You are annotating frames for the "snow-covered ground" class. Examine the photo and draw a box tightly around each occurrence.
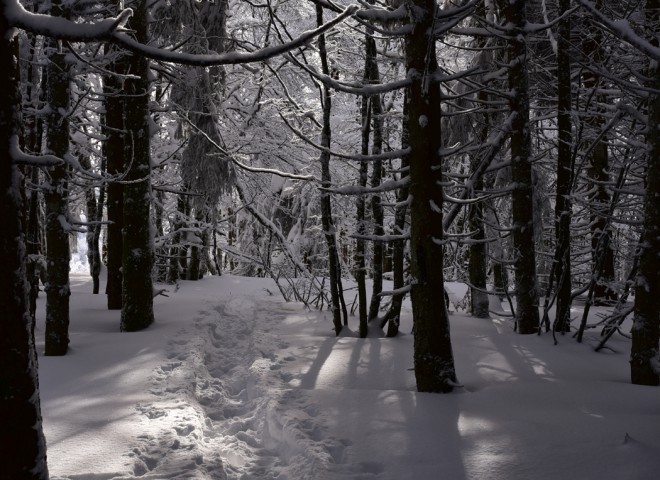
[36,271,660,480]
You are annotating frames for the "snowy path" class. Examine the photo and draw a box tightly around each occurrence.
[123,290,357,479]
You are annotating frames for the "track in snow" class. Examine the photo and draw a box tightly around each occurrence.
[126,292,355,480]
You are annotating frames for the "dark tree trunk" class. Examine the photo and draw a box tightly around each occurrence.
[553,0,573,332]
[356,97,370,337]
[582,0,617,305]
[368,96,385,322]
[0,25,49,479]
[383,94,410,338]
[631,0,660,386]
[153,187,169,282]
[364,10,385,324]
[168,194,188,283]
[317,5,346,335]
[405,0,458,392]
[81,154,104,294]
[468,196,489,317]
[121,0,154,332]
[43,22,71,356]
[505,0,540,334]
[23,32,44,324]
[466,1,490,319]
[104,51,126,310]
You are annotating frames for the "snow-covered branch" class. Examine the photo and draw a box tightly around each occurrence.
[111,5,359,66]
[576,0,660,61]
[5,0,132,41]
[279,113,410,162]
[324,177,409,195]
[10,135,62,166]
[5,0,359,67]
[286,53,413,95]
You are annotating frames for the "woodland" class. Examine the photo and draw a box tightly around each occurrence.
[1,0,659,478]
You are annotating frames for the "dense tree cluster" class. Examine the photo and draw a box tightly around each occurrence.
[1,0,659,476]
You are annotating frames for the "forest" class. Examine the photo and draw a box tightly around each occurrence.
[1,0,659,478]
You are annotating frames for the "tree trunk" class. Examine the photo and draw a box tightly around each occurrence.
[368,96,385,322]
[405,0,458,392]
[631,0,660,386]
[553,0,573,332]
[317,4,346,335]
[81,153,104,294]
[23,32,44,324]
[121,0,154,332]
[505,0,540,334]
[104,49,126,310]
[44,20,71,356]
[383,94,410,338]
[0,24,49,479]
[581,0,617,305]
[356,97,370,337]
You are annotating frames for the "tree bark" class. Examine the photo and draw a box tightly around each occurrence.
[553,0,573,332]
[631,0,660,386]
[317,4,346,335]
[120,0,154,332]
[356,97,370,337]
[383,94,410,337]
[44,14,71,355]
[505,0,540,334]
[582,0,617,305]
[405,0,458,392]
[104,47,126,310]
[81,153,104,294]
[368,95,385,322]
[0,23,49,479]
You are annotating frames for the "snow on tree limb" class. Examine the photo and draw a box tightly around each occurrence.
[323,177,410,195]
[278,112,410,162]
[4,0,133,40]
[286,53,413,95]
[576,0,660,61]
[4,0,359,66]
[9,135,62,166]
[179,114,318,182]
[110,5,359,66]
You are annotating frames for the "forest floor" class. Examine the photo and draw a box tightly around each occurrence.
[36,272,660,479]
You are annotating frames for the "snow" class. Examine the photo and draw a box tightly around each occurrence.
[36,269,660,479]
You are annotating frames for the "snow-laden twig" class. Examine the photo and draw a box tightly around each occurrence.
[278,113,410,162]
[576,0,660,61]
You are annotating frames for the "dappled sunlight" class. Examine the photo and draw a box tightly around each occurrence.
[457,411,518,478]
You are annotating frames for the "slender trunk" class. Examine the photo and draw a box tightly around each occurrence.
[27,165,42,322]
[383,94,410,337]
[0,24,49,478]
[104,49,126,310]
[468,97,490,318]
[364,9,385,324]
[168,195,187,283]
[554,0,573,332]
[368,96,385,322]
[153,187,168,282]
[505,0,540,334]
[356,96,370,337]
[121,0,154,332]
[631,0,660,386]
[44,21,71,356]
[317,4,346,335]
[81,154,103,294]
[406,0,457,392]
[24,33,44,323]
[581,0,616,305]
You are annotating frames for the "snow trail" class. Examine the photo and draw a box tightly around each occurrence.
[127,291,354,480]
